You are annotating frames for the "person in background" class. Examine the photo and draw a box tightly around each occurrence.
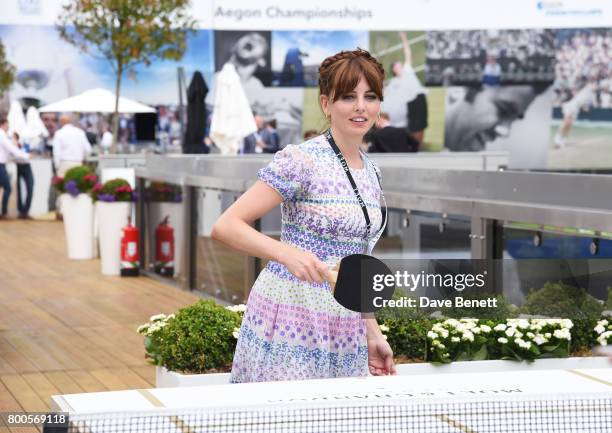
[243,114,280,154]
[0,117,30,219]
[241,114,265,154]
[53,113,91,177]
[100,122,113,153]
[259,119,280,153]
[12,132,34,219]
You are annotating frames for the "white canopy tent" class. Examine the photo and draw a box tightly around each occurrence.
[38,88,156,113]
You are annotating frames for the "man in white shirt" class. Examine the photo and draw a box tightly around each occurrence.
[53,113,91,176]
[0,117,30,218]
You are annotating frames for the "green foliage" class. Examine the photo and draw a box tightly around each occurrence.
[570,317,599,353]
[139,300,242,374]
[54,165,97,195]
[92,178,133,202]
[519,281,604,319]
[607,287,612,309]
[0,40,15,96]
[57,0,196,73]
[381,318,432,361]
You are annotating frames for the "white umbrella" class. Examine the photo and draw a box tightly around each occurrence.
[24,106,49,148]
[38,88,156,113]
[209,63,257,155]
[7,100,28,137]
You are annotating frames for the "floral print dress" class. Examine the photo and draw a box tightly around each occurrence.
[230,134,384,383]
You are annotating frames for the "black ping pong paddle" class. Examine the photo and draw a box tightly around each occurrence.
[326,254,395,313]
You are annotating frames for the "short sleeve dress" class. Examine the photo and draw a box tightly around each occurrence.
[230,134,384,383]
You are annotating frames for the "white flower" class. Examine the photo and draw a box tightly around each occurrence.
[514,331,524,339]
[516,320,530,329]
[232,327,240,339]
[226,304,247,313]
[427,331,439,340]
[596,319,609,327]
[597,331,611,345]
[498,337,508,344]
[438,329,449,338]
[451,337,460,343]
[382,334,388,340]
[526,332,535,339]
[561,319,573,329]
[516,338,532,350]
[461,331,474,342]
[594,325,606,335]
[553,329,571,340]
[545,332,552,339]
[379,324,390,333]
[167,314,175,320]
[533,335,548,345]
[505,328,516,337]
[149,314,167,322]
[136,324,150,335]
[432,339,441,346]
[480,325,491,333]
[437,343,445,349]
[494,324,507,332]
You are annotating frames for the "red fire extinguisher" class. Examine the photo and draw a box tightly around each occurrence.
[155,216,174,277]
[120,218,139,277]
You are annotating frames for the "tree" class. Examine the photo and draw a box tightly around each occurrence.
[57,0,196,151]
[0,39,16,97]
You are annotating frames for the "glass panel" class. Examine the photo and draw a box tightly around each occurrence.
[373,208,471,259]
[502,226,612,308]
[142,180,185,283]
[195,189,284,304]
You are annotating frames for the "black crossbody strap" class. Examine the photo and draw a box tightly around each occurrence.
[325,129,372,239]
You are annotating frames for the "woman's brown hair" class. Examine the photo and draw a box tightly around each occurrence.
[318,48,385,102]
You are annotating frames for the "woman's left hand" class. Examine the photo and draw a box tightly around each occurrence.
[367,337,396,376]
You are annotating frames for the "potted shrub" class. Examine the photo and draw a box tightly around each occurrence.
[92,178,135,275]
[53,166,97,259]
[137,300,242,387]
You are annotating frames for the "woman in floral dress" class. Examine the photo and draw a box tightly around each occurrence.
[212,48,395,382]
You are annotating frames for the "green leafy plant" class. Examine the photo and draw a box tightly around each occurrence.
[0,39,15,96]
[607,287,612,310]
[137,300,243,374]
[57,0,196,151]
[519,281,604,319]
[52,165,97,196]
[92,178,134,202]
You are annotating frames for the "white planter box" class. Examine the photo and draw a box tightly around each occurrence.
[97,201,131,275]
[60,193,94,260]
[155,356,609,388]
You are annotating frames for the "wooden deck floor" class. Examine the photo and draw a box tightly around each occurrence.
[0,219,200,415]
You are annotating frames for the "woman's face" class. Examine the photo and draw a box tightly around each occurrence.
[320,75,381,141]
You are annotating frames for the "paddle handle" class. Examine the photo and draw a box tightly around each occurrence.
[325,270,338,286]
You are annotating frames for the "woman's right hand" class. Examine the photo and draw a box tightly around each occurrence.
[278,244,332,284]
